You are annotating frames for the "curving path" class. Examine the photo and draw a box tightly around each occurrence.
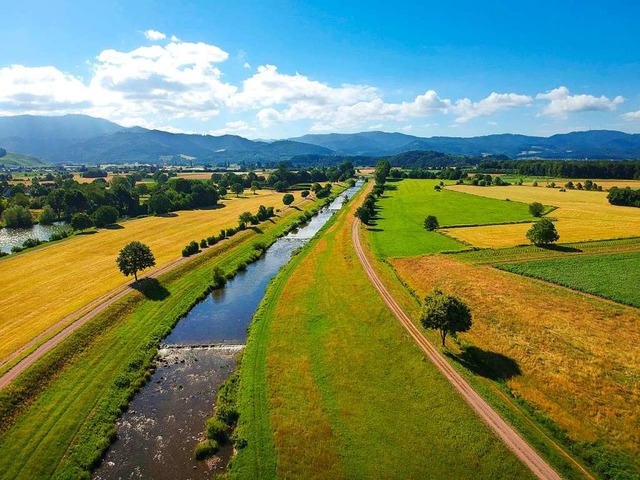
[352,219,563,480]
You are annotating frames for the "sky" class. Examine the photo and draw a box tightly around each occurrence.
[2,0,640,139]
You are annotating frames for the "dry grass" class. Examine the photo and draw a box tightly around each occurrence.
[0,191,304,362]
[443,185,640,247]
[391,254,640,461]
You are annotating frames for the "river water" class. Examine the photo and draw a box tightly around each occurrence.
[93,182,362,480]
[0,222,68,254]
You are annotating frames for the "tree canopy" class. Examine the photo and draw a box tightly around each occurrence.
[116,241,156,282]
[420,289,472,346]
[526,218,559,245]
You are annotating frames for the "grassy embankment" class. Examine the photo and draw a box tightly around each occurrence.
[0,192,337,480]
[0,190,290,366]
[230,184,534,479]
[0,152,48,168]
[443,184,640,248]
[369,179,538,258]
[496,251,640,308]
[366,179,640,478]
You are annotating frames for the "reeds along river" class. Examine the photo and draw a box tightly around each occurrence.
[93,181,363,480]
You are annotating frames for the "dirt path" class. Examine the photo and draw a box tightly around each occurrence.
[351,219,563,480]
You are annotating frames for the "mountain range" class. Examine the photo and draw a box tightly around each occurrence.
[1,114,640,166]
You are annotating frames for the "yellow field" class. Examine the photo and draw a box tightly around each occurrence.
[0,191,303,362]
[443,185,640,247]
[391,254,640,461]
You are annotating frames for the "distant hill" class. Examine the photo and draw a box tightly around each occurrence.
[2,114,640,164]
[292,130,640,159]
[0,151,49,168]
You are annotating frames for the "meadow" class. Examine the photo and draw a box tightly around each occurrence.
[390,254,640,477]
[0,191,302,365]
[0,193,327,480]
[232,185,535,480]
[497,251,640,307]
[444,184,640,248]
[369,179,536,258]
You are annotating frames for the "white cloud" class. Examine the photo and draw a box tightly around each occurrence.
[453,92,532,123]
[88,39,235,124]
[144,30,166,41]
[536,86,624,118]
[209,120,256,136]
[621,110,640,121]
[0,65,91,114]
[171,35,180,42]
[368,123,384,130]
[243,62,251,69]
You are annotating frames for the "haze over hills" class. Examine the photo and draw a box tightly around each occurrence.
[2,114,640,165]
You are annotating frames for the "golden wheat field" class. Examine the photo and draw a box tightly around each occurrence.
[0,191,304,363]
[391,254,640,461]
[442,185,640,247]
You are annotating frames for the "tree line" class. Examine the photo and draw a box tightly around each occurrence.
[478,159,640,179]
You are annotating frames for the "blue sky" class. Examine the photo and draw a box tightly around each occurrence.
[2,0,640,138]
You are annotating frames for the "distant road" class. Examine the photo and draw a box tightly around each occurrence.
[351,219,563,480]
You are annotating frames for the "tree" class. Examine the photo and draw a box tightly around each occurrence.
[38,205,57,225]
[93,205,119,227]
[526,218,559,245]
[71,212,94,231]
[148,192,172,215]
[3,205,33,228]
[116,241,156,282]
[47,189,67,219]
[231,183,244,197]
[424,215,439,231]
[420,289,472,347]
[529,202,545,217]
[239,211,253,225]
[301,190,310,198]
[354,206,371,224]
[374,159,391,185]
[250,181,260,194]
[282,193,295,206]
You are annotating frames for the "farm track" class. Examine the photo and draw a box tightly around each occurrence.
[352,219,563,480]
[0,197,316,390]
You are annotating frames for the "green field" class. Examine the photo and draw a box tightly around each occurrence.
[231,188,533,479]
[0,198,331,480]
[497,251,640,307]
[369,179,537,258]
[0,152,48,167]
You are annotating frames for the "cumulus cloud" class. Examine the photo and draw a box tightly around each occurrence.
[0,65,91,114]
[453,92,532,123]
[144,30,166,41]
[621,110,640,121]
[536,86,624,117]
[209,120,256,136]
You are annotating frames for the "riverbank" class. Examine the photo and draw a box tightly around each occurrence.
[0,189,345,480]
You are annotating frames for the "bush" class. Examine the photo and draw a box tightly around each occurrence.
[3,205,33,228]
[200,239,208,249]
[529,202,545,217]
[182,240,200,257]
[206,418,227,442]
[93,205,119,228]
[424,215,439,231]
[38,205,57,225]
[225,228,236,237]
[50,228,72,241]
[194,439,219,460]
[71,212,94,231]
[207,236,217,246]
[213,267,226,288]
[22,238,42,249]
[282,193,295,205]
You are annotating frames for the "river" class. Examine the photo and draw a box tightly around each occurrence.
[93,181,363,480]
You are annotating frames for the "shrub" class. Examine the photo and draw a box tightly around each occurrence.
[212,267,226,288]
[22,238,42,249]
[424,215,439,231]
[225,227,236,237]
[182,240,200,257]
[282,193,295,206]
[38,205,57,225]
[207,236,217,246]
[71,212,94,231]
[50,228,72,241]
[3,205,33,228]
[93,205,119,228]
[206,418,227,442]
[200,239,208,249]
[194,439,219,460]
[529,202,545,217]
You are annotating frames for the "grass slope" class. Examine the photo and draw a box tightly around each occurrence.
[0,191,301,363]
[232,186,533,479]
[369,179,535,258]
[0,152,48,167]
[0,196,329,480]
[497,251,640,307]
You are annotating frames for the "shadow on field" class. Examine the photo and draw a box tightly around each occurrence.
[156,213,178,218]
[446,346,521,381]
[250,226,264,234]
[366,227,384,232]
[132,278,171,301]
[539,244,582,253]
[105,224,124,230]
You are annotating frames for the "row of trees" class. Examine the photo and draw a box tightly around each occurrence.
[478,159,640,179]
[607,187,640,207]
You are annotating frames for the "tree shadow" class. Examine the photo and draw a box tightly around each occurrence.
[539,244,582,253]
[250,226,263,234]
[200,204,225,211]
[77,230,98,235]
[445,346,521,381]
[105,224,124,230]
[384,184,398,191]
[367,227,384,232]
[156,213,178,218]
[291,206,302,211]
[132,277,170,301]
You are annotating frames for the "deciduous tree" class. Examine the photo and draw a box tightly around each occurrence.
[116,241,156,282]
[420,289,472,346]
